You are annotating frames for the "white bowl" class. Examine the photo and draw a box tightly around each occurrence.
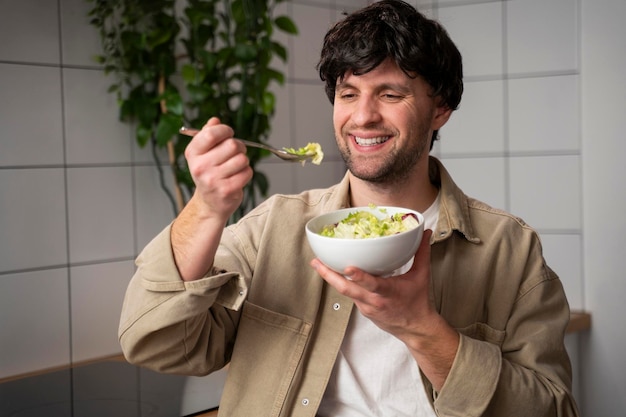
[305,206,424,276]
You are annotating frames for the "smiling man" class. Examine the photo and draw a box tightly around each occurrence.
[118,1,580,416]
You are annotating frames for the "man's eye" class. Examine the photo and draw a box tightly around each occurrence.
[383,94,402,100]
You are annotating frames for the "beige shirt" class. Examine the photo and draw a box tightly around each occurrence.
[119,157,580,417]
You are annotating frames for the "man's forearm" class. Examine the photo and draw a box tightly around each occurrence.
[171,195,229,281]
[406,315,460,392]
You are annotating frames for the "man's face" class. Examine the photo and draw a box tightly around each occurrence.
[333,59,450,185]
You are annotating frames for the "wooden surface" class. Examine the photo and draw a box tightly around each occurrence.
[566,310,592,334]
[191,410,218,417]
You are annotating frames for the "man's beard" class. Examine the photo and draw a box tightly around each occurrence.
[339,133,428,185]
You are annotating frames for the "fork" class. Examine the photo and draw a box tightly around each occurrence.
[179,126,308,162]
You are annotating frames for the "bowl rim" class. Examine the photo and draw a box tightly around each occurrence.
[305,205,424,241]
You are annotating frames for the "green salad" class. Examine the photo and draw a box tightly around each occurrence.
[283,142,324,165]
[320,206,419,239]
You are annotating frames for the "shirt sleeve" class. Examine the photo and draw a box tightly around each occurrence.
[432,273,580,417]
[118,224,245,375]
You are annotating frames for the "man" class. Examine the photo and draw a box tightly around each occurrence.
[119,1,580,416]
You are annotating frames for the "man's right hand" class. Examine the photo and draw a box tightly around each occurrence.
[171,117,254,281]
[185,117,254,222]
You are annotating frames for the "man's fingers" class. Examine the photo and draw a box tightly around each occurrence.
[185,120,236,158]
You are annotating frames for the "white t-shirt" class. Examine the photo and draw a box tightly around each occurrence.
[317,195,440,417]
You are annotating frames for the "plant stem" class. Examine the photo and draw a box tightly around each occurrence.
[150,136,178,216]
[158,74,185,214]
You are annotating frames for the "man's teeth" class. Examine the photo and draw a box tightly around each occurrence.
[354,136,390,146]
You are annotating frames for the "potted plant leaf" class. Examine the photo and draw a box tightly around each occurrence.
[87,0,298,222]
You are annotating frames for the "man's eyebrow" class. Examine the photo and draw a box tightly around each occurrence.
[379,83,413,94]
[335,80,355,91]
[335,80,413,94]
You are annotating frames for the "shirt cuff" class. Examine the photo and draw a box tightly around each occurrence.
[433,333,501,416]
[136,224,247,311]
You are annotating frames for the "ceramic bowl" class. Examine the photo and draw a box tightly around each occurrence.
[305,206,424,276]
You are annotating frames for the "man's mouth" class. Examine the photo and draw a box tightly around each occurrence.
[354,136,391,146]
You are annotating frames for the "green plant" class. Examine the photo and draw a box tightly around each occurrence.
[87,0,298,222]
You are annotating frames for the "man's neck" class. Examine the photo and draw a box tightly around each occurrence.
[348,161,438,213]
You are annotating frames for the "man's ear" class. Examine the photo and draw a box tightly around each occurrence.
[432,105,453,131]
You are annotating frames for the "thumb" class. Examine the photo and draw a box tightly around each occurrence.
[410,229,433,272]
[204,116,221,127]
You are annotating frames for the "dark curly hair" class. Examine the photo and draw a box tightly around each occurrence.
[317,0,463,147]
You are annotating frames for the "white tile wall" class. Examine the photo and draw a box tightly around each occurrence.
[439,157,507,211]
[60,0,103,66]
[268,83,293,148]
[440,79,506,155]
[0,64,64,166]
[66,167,135,263]
[508,75,580,153]
[0,268,70,378]
[256,161,297,197]
[580,1,626,414]
[3,0,624,414]
[509,155,581,230]
[507,0,578,75]
[540,234,584,308]
[70,260,136,362]
[0,0,60,64]
[291,3,335,81]
[292,83,336,158]
[0,169,68,272]
[63,68,133,165]
[437,3,504,78]
[133,165,179,250]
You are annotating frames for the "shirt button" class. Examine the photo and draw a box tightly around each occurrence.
[239,290,245,296]
[302,398,310,406]
[333,303,341,311]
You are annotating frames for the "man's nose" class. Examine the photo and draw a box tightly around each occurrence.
[351,96,382,126]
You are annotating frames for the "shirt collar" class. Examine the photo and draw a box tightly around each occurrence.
[429,156,481,244]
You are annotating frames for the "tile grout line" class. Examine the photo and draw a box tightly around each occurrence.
[56,0,76,414]
[502,0,511,213]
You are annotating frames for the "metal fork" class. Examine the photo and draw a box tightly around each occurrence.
[179,126,308,162]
